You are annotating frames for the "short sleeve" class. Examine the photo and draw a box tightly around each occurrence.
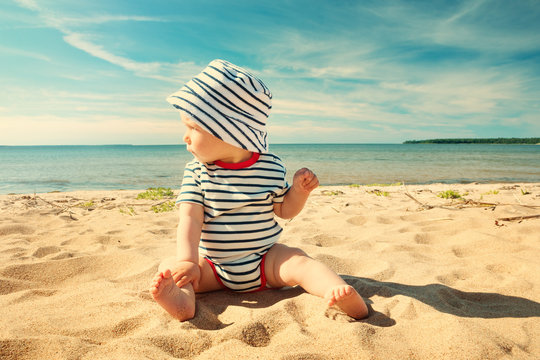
[272,158,290,204]
[176,160,204,207]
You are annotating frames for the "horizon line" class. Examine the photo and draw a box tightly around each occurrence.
[0,142,404,147]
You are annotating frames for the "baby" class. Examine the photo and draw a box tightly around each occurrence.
[150,59,368,320]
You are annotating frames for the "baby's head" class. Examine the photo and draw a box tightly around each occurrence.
[167,59,272,154]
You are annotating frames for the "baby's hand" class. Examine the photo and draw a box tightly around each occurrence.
[170,260,201,291]
[292,168,319,194]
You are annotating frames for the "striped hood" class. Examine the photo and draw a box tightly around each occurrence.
[167,59,272,153]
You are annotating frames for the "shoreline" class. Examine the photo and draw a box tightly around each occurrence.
[1,183,539,359]
[2,180,540,197]
[2,144,540,196]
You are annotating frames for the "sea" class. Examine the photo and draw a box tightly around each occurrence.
[0,144,539,194]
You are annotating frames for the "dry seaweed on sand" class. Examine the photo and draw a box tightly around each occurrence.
[402,185,540,225]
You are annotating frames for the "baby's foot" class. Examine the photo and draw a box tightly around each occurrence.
[325,285,368,319]
[150,269,195,321]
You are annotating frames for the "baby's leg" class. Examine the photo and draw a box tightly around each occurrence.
[150,268,195,321]
[150,256,222,321]
[265,244,369,319]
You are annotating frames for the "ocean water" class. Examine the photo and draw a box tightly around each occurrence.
[0,144,539,194]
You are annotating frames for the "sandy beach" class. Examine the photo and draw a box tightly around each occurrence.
[1,183,539,360]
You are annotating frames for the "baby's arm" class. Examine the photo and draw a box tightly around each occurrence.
[169,202,204,290]
[274,168,319,219]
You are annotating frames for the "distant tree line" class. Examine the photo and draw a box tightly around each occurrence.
[403,138,540,144]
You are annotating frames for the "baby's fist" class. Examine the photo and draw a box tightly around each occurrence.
[293,168,319,193]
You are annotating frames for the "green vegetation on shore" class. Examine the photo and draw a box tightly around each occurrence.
[403,138,539,144]
[136,187,174,200]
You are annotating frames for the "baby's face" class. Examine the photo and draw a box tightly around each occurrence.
[181,115,237,163]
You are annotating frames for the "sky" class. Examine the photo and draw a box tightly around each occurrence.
[1,0,539,145]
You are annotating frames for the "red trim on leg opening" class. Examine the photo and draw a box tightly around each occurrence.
[205,258,227,290]
[252,253,268,293]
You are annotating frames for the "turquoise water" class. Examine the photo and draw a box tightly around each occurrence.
[0,144,539,194]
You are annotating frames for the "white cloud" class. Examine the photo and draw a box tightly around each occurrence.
[60,15,167,25]
[0,44,51,61]
[272,98,368,119]
[268,120,383,144]
[13,1,200,83]
[14,0,39,11]
[444,0,486,24]
[63,33,160,73]
[60,33,202,83]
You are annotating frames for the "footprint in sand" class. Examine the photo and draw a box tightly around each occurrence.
[147,228,175,236]
[397,226,414,234]
[346,216,367,226]
[451,246,472,258]
[324,306,357,322]
[303,234,348,247]
[371,267,396,282]
[50,252,75,260]
[0,279,29,295]
[110,315,146,338]
[436,269,470,286]
[0,224,35,236]
[153,220,173,227]
[375,216,394,225]
[96,235,121,245]
[148,334,212,359]
[32,246,61,258]
[240,321,271,347]
[485,262,523,275]
[413,232,433,245]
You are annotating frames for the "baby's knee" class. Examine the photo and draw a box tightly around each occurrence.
[287,247,311,266]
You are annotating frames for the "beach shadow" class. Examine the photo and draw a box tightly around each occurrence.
[191,285,396,329]
[190,287,304,330]
[346,276,540,319]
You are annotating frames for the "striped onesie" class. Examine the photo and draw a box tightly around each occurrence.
[176,152,289,292]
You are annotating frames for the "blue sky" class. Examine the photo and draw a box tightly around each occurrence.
[1,0,539,145]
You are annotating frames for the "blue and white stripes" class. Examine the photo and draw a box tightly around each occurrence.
[177,153,289,292]
[167,59,272,153]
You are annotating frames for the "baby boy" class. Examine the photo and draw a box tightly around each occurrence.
[150,59,368,321]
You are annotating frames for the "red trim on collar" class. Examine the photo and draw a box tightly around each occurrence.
[214,152,260,169]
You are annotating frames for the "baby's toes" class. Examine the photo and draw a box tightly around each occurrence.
[325,289,337,305]
[162,269,172,278]
[152,272,164,282]
[339,286,352,298]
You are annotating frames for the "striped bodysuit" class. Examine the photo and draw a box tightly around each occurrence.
[176,152,289,292]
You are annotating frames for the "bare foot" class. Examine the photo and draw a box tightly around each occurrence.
[150,269,195,321]
[325,285,368,319]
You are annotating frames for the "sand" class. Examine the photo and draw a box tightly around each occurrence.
[0,183,539,360]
